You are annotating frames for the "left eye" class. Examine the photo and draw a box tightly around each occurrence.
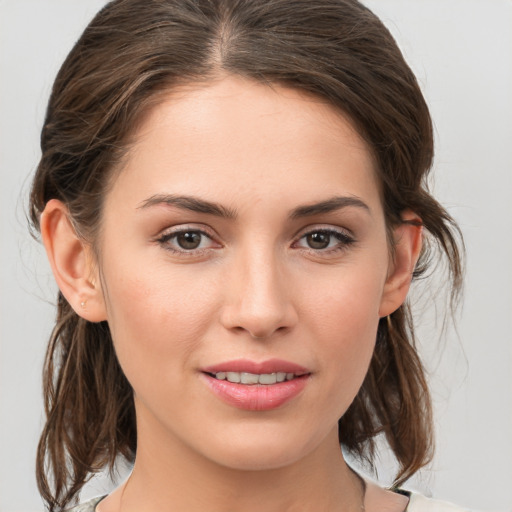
[158,229,216,252]
[295,229,353,251]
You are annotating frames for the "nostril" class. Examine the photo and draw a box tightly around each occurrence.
[246,325,289,340]
[233,326,268,339]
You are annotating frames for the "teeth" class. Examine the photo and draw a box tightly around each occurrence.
[258,373,277,385]
[241,372,260,385]
[214,371,299,385]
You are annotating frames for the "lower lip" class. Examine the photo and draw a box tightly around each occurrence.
[202,374,309,411]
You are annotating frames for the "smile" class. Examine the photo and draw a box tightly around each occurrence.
[210,371,299,385]
[201,359,311,411]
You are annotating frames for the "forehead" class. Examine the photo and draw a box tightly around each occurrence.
[109,76,381,214]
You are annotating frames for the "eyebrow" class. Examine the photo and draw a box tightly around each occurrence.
[289,196,370,219]
[138,194,237,218]
[138,194,369,219]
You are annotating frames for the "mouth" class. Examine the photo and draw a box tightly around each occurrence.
[205,371,305,385]
[201,359,311,411]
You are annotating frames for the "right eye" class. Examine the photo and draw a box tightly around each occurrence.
[156,228,220,254]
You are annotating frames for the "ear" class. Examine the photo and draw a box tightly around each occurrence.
[378,210,423,317]
[40,199,107,322]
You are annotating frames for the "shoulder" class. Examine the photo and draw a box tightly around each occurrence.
[64,496,107,512]
[406,492,472,512]
[360,477,470,512]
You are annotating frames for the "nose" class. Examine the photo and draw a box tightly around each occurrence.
[220,248,298,339]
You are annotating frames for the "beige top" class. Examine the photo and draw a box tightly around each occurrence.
[406,493,471,512]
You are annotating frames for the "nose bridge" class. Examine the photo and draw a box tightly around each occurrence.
[222,240,296,338]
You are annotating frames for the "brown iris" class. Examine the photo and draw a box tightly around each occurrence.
[306,232,331,249]
[176,231,202,250]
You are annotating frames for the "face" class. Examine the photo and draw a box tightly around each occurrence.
[95,76,395,471]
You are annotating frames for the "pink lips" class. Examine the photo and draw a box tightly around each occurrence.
[201,359,310,411]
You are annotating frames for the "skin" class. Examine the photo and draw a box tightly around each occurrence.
[41,76,420,512]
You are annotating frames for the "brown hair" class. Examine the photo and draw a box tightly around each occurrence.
[29,0,463,510]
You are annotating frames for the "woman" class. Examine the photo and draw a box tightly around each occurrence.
[29,0,464,511]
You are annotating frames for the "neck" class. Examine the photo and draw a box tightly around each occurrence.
[109,418,364,512]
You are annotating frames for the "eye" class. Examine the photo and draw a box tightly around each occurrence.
[294,228,355,252]
[305,231,332,250]
[156,227,219,253]
[175,231,203,250]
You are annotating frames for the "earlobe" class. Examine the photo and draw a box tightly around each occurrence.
[40,199,107,322]
[378,211,423,317]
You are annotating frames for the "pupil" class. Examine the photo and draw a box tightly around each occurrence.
[177,232,201,249]
[307,232,330,249]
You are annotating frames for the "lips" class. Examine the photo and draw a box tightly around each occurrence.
[201,359,311,411]
[202,358,309,375]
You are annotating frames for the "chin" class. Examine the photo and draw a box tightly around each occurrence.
[212,447,305,472]
[200,423,333,472]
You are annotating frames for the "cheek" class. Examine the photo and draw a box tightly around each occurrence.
[100,258,220,371]
[304,261,384,340]
[301,266,384,406]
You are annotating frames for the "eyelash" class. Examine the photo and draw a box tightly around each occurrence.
[156,226,219,256]
[293,228,355,254]
[155,226,355,256]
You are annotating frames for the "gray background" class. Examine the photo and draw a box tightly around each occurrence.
[1,1,511,511]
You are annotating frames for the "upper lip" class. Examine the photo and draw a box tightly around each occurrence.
[202,358,310,375]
